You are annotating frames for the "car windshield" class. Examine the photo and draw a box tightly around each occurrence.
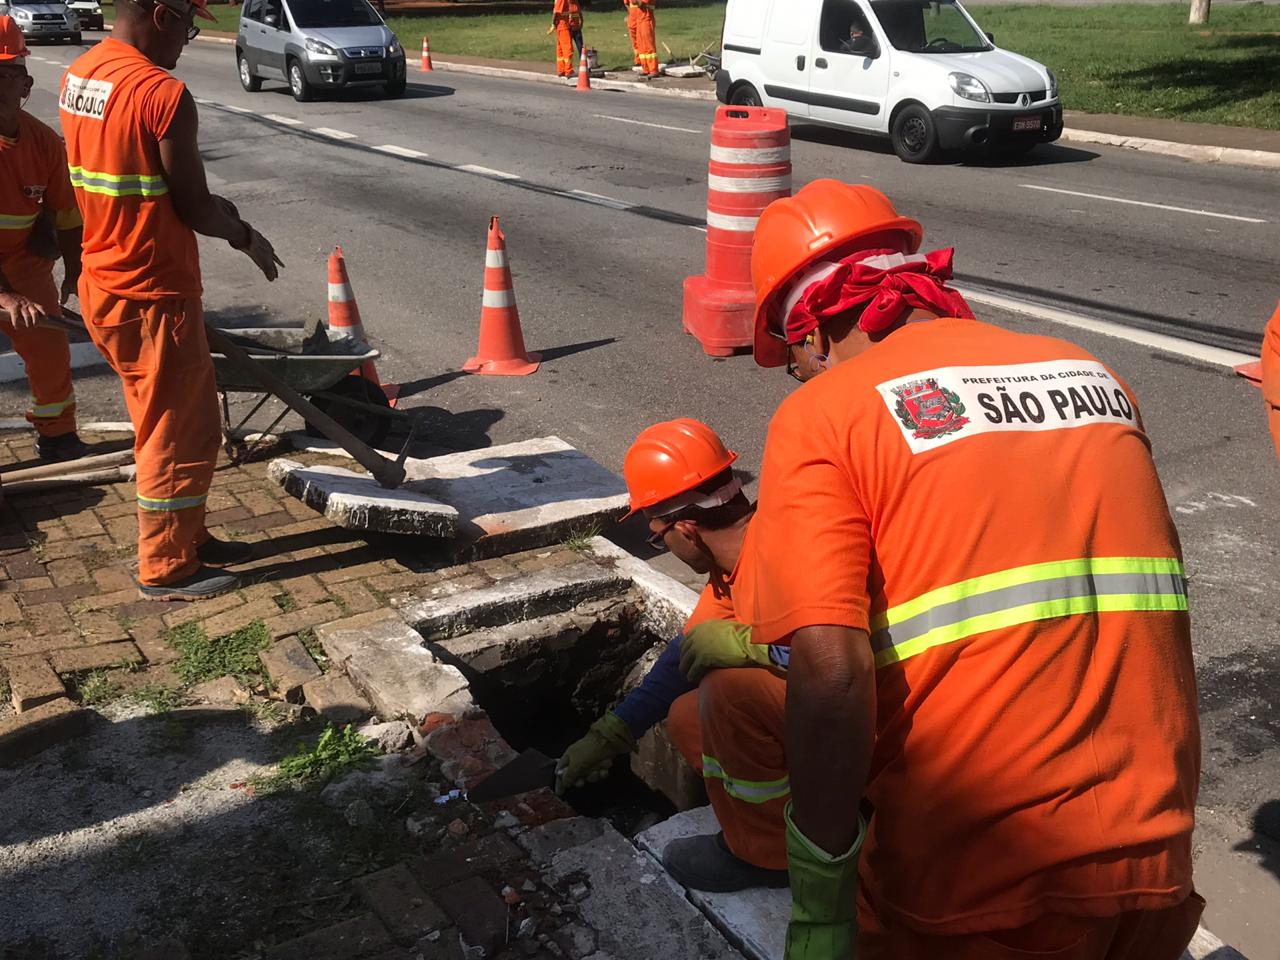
[869,0,990,54]
[287,0,381,28]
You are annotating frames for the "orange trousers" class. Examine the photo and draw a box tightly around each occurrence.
[666,666,789,870]
[626,4,641,64]
[555,20,575,76]
[858,888,1203,960]
[79,280,220,586]
[632,6,658,76]
[1,251,76,438]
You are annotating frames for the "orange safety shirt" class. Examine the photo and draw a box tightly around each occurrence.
[1264,301,1280,410]
[553,0,582,22]
[744,317,1200,936]
[59,38,200,300]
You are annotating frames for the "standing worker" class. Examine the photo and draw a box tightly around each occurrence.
[60,0,283,601]
[557,419,791,891]
[741,180,1202,959]
[1264,301,1279,461]
[624,0,659,79]
[0,16,86,463]
[551,0,582,79]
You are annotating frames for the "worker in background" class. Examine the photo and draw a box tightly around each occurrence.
[61,0,282,601]
[624,0,659,79]
[1264,302,1279,461]
[551,0,582,79]
[0,16,86,463]
[741,179,1202,959]
[556,419,791,892]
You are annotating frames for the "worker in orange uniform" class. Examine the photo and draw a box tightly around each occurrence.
[61,0,282,601]
[0,16,87,463]
[734,179,1203,960]
[1264,301,1280,461]
[551,0,583,78]
[624,0,659,79]
[556,418,792,891]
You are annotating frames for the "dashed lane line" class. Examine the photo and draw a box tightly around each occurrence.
[456,163,520,180]
[313,127,357,140]
[373,144,429,158]
[592,114,701,135]
[570,190,633,211]
[264,114,304,126]
[1019,184,1267,224]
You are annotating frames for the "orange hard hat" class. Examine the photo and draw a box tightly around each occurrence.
[751,179,924,367]
[0,16,29,61]
[622,418,738,517]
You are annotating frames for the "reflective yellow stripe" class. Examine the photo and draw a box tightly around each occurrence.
[870,556,1187,669]
[68,165,170,198]
[702,754,790,804]
[0,212,38,230]
[30,393,75,418]
[137,493,207,512]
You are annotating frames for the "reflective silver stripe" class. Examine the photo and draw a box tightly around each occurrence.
[485,249,508,268]
[137,493,207,512]
[702,755,791,804]
[709,145,790,164]
[707,173,791,194]
[30,392,75,418]
[0,212,38,230]
[328,282,354,302]
[482,288,515,308]
[872,568,1188,662]
[705,211,760,232]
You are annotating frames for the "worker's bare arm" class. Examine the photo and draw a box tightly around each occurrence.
[786,624,875,857]
[159,91,282,280]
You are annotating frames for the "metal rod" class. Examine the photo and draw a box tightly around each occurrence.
[0,448,135,482]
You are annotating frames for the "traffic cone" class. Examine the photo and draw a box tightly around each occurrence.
[463,218,540,377]
[420,35,434,72]
[327,246,399,403]
[575,49,591,91]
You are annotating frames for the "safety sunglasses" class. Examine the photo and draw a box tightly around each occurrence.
[645,520,677,549]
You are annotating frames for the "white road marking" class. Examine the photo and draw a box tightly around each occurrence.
[593,114,701,135]
[313,127,357,140]
[957,287,1258,370]
[1019,184,1267,224]
[265,114,304,126]
[457,164,520,180]
[690,225,708,233]
[220,104,252,114]
[569,189,632,210]
[374,144,429,159]
[194,97,215,105]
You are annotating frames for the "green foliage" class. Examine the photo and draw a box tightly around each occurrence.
[74,670,120,706]
[130,684,182,714]
[171,620,271,686]
[563,523,602,553]
[273,723,379,785]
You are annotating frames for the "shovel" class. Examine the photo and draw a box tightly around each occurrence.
[466,748,559,803]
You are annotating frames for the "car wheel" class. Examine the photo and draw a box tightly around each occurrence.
[238,53,262,93]
[384,74,406,99]
[288,59,315,102]
[70,32,82,44]
[890,104,939,164]
[729,82,762,107]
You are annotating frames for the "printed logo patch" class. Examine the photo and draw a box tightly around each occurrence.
[60,74,113,120]
[877,359,1138,454]
[21,185,46,200]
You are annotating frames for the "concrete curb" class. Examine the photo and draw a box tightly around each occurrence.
[430,58,720,101]
[1059,127,1280,171]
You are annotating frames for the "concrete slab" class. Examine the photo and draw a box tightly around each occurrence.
[638,807,787,960]
[519,816,746,960]
[268,459,459,538]
[587,536,699,637]
[317,609,474,722]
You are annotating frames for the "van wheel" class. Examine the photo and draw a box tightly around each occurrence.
[729,83,762,107]
[288,59,315,102]
[238,53,262,93]
[891,104,939,163]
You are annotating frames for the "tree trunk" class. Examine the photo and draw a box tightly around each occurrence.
[1189,0,1210,24]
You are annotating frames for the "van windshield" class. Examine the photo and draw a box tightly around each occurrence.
[870,0,990,54]
[288,0,381,28]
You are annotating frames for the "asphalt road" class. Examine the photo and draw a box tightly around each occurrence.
[11,35,1280,957]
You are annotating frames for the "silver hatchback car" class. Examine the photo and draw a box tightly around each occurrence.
[236,0,407,102]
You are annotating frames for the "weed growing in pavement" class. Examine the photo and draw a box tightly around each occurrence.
[130,684,182,714]
[73,670,120,706]
[241,697,288,724]
[274,591,297,614]
[562,523,602,553]
[0,671,10,708]
[171,620,271,686]
[270,723,379,787]
[331,594,351,616]
[117,657,145,674]
[296,628,327,670]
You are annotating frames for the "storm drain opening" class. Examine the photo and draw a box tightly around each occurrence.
[425,591,681,834]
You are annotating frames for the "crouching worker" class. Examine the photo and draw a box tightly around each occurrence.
[555,418,791,892]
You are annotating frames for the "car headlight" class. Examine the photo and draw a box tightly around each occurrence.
[12,8,32,19]
[948,72,991,103]
[305,38,337,58]
[1046,67,1058,100]
[93,6,102,12]
[387,39,401,55]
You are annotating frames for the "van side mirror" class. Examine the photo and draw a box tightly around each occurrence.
[985,31,995,43]
[264,11,279,26]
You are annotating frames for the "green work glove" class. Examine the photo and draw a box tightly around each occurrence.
[679,619,772,682]
[784,802,866,960]
[554,712,635,795]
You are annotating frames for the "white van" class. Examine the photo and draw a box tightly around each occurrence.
[716,0,1063,162]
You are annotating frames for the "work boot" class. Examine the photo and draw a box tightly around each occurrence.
[138,565,240,602]
[34,431,88,463]
[196,537,256,568]
[661,832,790,893]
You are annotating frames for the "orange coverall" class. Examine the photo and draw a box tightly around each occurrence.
[1264,301,1280,461]
[0,112,81,439]
[625,0,658,76]
[61,39,221,586]
[553,0,582,77]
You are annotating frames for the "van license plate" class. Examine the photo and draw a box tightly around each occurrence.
[354,62,382,74]
[1012,115,1040,132]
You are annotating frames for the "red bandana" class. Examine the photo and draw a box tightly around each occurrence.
[784,247,974,343]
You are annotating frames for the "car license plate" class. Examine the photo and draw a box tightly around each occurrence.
[1012,115,1041,133]
[354,62,382,74]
